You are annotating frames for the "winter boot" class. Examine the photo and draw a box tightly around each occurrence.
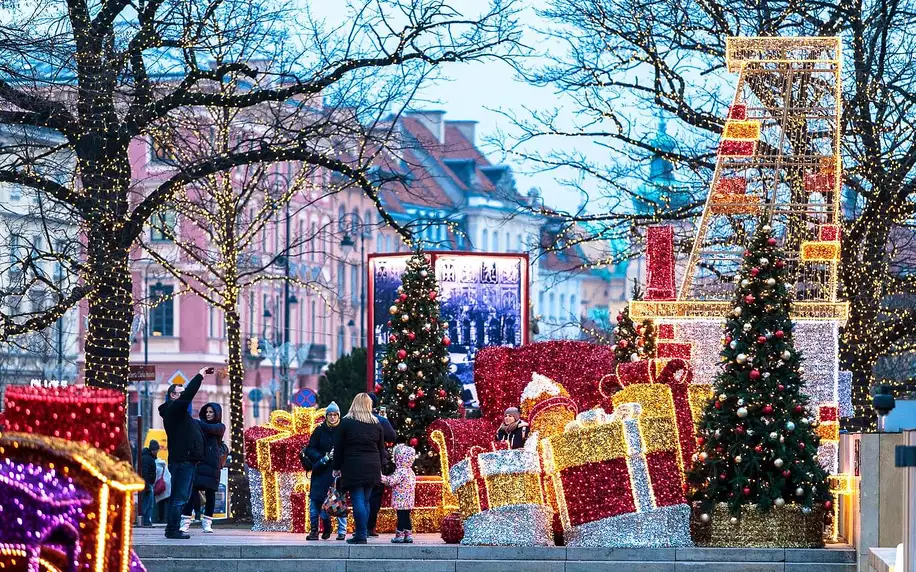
[390,530,404,544]
[403,530,414,544]
[201,516,213,533]
[179,515,192,534]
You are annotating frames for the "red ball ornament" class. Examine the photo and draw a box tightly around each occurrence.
[749,369,761,380]
[387,321,393,327]
[794,405,803,414]
[619,339,629,349]
[744,250,751,257]
[389,334,398,343]
[719,473,727,480]
[767,237,777,246]
[375,383,383,393]
[745,295,755,304]
[408,401,416,409]
[697,437,705,446]
[777,384,785,392]
[417,389,425,398]
[757,336,767,344]
[775,330,784,339]
[762,404,773,415]
[409,437,419,447]
[797,442,806,450]
[399,294,408,302]
[750,268,760,277]
[824,500,833,510]
[743,487,752,496]
[775,259,785,269]
[735,425,745,435]
[754,445,763,453]
[429,291,438,300]
[715,446,724,454]
[442,337,451,346]
[782,469,791,478]
[438,389,447,398]
[397,349,407,359]
[714,401,722,410]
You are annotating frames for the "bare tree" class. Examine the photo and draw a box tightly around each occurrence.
[0,0,521,391]
[499,0,916,427]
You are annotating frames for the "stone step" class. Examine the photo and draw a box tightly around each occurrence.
[139,558,857,572]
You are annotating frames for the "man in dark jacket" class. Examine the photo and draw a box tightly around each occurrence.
[159,366,212,539]
[367,392,397,537]
[140,441,159,527]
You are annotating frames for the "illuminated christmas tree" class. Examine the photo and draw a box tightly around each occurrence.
[379,251,459,475]
[613,281,656,362]
[687,226,832,520]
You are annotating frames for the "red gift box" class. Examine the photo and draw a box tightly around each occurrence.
[715,176,748,195]
[819,224,841,242]
[719,140,756,156]
[728,103,747,120]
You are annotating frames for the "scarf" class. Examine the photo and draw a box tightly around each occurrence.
[500,418,520,435]
[326,417,340,428]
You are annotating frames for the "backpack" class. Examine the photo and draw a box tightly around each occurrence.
[154,474,166,496]
[299,445,313,471]
[218,442,229,469]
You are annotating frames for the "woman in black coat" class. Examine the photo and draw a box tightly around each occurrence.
[304,401,346,540]
[332,393,385,544]
[181,402,225,533]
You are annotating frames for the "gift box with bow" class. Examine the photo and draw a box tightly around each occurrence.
[244,406,325,529]
[542,403,692,547]
[449,438,553,545]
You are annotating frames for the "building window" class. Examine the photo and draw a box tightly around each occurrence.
[376,233,384,253]
[150,284,174,337]
[570,295,577,320]
[310,222,318,262]
[505,232,510,252]
[338,205,346,231]
[9,234,21,263]
[560,294,566,321]
[517,234,523,252]
[337,326,345,358]
[364,210,372,238]
[310,301,317,344]
[338,262,346,301]
[548,292,556,323]
[481,229,488,251]
[9,185,21,201]
[150,210,177,242]
[248,291,255,336]
[351,263,359,305]
[351,332,358,352]
[492,232,499,252]
[151,137,176,164]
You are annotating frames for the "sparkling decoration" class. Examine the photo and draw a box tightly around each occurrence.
[736,407,748,418]
[0,432,146,572]
[692,503,828,548]
[459,504,554,546]
[3,385,127,454]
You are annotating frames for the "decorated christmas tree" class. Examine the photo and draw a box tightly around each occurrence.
[379,250,460,474]
[687,225,832,522]
[613,281,657,362]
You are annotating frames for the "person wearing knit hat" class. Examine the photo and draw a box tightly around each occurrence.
[496,407,529,449]
[304,402,346,540]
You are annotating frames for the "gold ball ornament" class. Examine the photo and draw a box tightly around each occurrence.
[401,314,409,322]
[389,305,399,315]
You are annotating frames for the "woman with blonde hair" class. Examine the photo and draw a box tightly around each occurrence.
[332,393,385,544]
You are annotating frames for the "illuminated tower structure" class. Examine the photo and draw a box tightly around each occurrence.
[630,37,849,473]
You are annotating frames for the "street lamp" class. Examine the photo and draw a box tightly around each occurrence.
[340,213,367,348]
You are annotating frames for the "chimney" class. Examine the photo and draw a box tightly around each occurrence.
[446,120,477,146]
[405,110,446,144]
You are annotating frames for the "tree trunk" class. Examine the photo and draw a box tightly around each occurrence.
[83,231,133,390]
[225,306,245,474]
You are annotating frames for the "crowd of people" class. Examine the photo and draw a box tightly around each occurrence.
[145,367,529,543]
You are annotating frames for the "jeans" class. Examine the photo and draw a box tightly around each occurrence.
[368,485,383,531]
[182,488,216,517]
[349,486,374,541]
[396,509,412,532]
[309,498,347,535]
[166,462,197,535]
[141,484,155,526]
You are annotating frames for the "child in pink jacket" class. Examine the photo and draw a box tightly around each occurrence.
[381,444,417,543]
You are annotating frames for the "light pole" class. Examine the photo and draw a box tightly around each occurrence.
[269,173,298,408]
[340,213,366,348]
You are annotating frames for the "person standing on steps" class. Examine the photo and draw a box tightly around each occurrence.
[159,366,211,539]
[140,441,159,527]
[366,392,396,537]
[332,393,385,544]
[180,402,225,534]
[305,401,347,541]
[381,444,417,544]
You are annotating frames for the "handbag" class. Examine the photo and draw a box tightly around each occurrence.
[322,477,348,517]
[154,475,166,496]
[218,442,229,469]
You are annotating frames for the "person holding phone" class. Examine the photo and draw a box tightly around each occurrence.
[159,366,212,539]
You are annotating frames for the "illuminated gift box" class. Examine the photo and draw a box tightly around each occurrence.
[800,240,840,262]
[0,432,146,572]
[448,438,554,546]
[378,476,447,533]
[542,404,692,547]
[615,358,698,468]
[714,176,748,196]
[728,103,747,120]
[244,407,326,531]
[722,120,761,141]
[718,139,756,156]
[710,192,761,214]
[819,224,841,242]
[2,385,127,454]
[805,172,837,193]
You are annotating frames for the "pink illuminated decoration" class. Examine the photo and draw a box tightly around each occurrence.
[819,224,841,242]
[645,226,676,301]
[727,103,747,120]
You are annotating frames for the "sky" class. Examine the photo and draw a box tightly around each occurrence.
[309,0,603,211]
